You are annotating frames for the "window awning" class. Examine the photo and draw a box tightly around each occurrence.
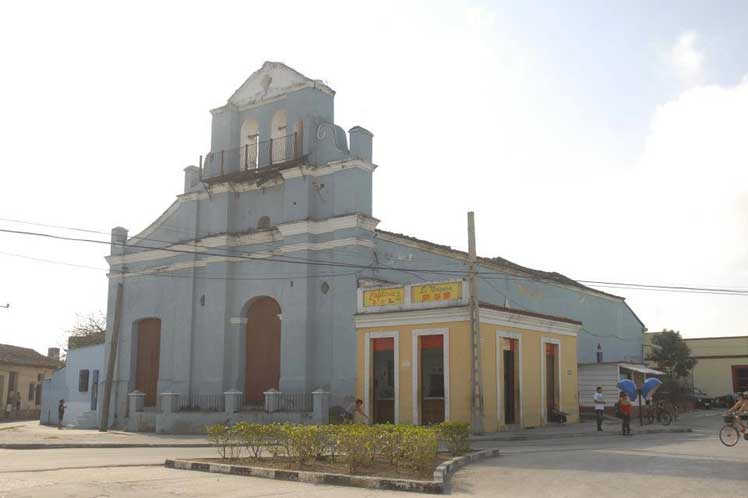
[619,363,665,376]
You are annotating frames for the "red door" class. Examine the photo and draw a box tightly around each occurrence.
[245,297,281,404]
[135,319,161,407]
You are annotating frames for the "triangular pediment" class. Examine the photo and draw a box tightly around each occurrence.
[227,61,333,107]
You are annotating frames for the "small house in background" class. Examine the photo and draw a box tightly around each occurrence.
[354,280,581,429]
[40,335,105,428]
[578,362,663,415]
[0,344,60,420]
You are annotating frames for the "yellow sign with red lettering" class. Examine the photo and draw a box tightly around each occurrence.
[411,281,462,304]
[363,287,405,307]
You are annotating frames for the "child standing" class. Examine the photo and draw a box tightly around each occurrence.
[619,392,632,436]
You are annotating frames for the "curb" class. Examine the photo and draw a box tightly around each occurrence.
[165,448,500,494]
[470,427,693,442]
[0,442,213,450]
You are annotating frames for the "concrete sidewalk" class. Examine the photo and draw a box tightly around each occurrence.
[0,420,211,449]
[469,411,705,442]
[1,410,710,449]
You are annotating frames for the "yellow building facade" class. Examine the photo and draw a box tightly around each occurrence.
[354,281,581,430]
[645,333,748,398]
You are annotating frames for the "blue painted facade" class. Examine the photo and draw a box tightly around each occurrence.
[101,62,644,427]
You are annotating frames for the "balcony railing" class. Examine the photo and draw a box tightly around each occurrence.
[200,132,302,182]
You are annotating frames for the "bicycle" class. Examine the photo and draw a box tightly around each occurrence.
[645,400,672,426]
[719,412,748,447]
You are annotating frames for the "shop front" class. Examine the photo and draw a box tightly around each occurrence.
[355,280,581,429]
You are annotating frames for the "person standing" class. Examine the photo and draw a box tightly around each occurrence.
[593,386,605,431]
[57,399,66,430]
[619,392,632,436]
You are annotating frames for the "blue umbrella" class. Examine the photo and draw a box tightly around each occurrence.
[617,379,638,400]
[642,377,663,399]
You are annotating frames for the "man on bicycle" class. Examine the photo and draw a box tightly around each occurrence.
[727,392,748,438]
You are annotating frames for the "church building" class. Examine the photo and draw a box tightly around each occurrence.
[101,62,645,431]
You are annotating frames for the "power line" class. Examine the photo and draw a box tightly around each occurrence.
[0,250,361,282]
[0,250,106,271]
[0,226,473,276]
[576,280,748,296]
[2,221,748,297]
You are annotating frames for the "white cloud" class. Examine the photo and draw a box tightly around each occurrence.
[670,31,705,85]
[617,76,748,334]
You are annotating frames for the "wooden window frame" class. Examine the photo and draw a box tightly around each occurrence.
[79,369,90,392]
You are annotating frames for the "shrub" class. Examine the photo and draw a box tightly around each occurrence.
[436,421,471,456]
[336,425,373,474]
[317,425,340,462]
[284,424,323,467]
[371,424,405,467]
[205,422,445,474]
[235,422,268,459]
[401,426,439,473]
[207,423,241,459]
[265,423,289,458]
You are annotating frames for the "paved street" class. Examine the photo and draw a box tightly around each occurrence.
[1,412,746,497]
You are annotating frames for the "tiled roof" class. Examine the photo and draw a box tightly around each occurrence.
[0,343,61,369]
[375,229,621,299]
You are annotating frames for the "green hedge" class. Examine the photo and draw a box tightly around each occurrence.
[206,421,470,473]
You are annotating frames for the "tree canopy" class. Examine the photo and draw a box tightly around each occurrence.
[647,329,697,379]
[66,312,106,350]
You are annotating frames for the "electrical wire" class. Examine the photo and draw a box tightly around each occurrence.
[2,221,747,297]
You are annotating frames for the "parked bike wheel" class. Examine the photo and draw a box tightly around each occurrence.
[720,425,740,447]
[660,412,672,426]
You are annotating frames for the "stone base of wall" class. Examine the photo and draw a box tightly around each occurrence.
[128,411,157,432]
[0,409,40,422]
[143,410,315,434]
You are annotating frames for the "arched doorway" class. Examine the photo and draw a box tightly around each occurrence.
[245,297,281,404]
[135,318,161,407]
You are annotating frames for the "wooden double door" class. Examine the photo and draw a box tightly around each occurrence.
[135,318,161,407]
[244,297,282,404]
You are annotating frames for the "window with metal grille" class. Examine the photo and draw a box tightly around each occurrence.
[78,369,90,392]
[28,383,35,401]
[732,365,748,393]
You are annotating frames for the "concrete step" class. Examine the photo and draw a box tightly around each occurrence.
[75,411,98,429]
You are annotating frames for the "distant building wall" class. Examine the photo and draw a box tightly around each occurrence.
[0,363,56,417]
[578,363,619,409]
[40,343,104,427]
[644,333,748,397]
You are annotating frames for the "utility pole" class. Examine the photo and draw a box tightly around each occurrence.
[468,211,484,433]
[100,283,123,432]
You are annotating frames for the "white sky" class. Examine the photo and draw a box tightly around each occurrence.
[1,0,747,354]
